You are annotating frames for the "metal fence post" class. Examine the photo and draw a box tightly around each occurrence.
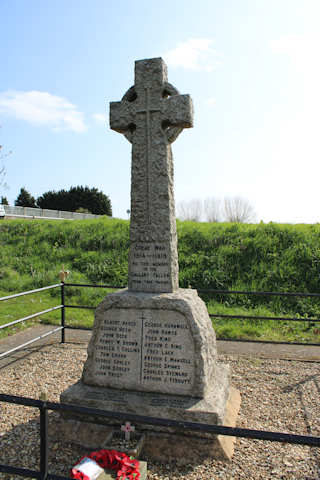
[61,282,65,343]
[39,396,48,480]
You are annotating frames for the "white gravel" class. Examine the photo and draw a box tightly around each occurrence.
[0,343,319,479]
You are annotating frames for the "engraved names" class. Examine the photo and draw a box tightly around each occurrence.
[93,309,195,395]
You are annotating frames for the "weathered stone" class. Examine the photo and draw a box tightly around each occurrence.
[49,417,113,450]
[59,386,240,462]
[81,288,217,397]
[110,58,193,293]
[60,57,240,463]
[61,362,230,430]
[141,388,241,463]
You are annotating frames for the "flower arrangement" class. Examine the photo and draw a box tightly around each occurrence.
[71,449,140,480]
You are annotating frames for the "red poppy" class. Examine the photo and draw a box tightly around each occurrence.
[71,449,140,480]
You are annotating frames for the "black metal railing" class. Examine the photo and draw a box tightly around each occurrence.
[0,392,319,480]
[1,284,320,478]
[62,283,320,346]
[200,287,320,346]
[1,283,320,361]
[0,284,64,360]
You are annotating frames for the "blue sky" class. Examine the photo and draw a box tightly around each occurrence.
[1,0,319,223]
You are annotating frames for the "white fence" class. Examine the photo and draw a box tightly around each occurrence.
[3,205,102,220]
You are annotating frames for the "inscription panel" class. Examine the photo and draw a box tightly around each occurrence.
[85,389,196,409]
[90,308,195,395]
[129,242,171,292]
[93,312,140,385]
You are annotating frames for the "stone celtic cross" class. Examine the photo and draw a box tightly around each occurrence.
[110,57,193,293]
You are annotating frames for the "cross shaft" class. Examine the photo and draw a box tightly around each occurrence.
[110,57,193,293]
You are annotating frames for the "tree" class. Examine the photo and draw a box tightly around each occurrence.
[0,153,6,193]
[203,197,221,222]
[223,196,256,223]
[176,199,202,222]
[37,185,112,216]
[176,196,257,223]
[15,188,37,207]
[0,126,11,195]
[1,196,8,205]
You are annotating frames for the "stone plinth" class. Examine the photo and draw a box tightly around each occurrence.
[60,288,239,461]
[60,382,240,462]
[61,363,229,428]
[61,288,229,416]
[81,288,217,397]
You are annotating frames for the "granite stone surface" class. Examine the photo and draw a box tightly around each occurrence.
[61,362,230,433]
[81,288,217,398]
[60,57,239,462]
[110,58,193,293]
[59,380,239,462]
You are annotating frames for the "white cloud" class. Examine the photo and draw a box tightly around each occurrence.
[0,90,86,132]
[164,38,222,71]
[92,113,106,124]
[207,97,216,107]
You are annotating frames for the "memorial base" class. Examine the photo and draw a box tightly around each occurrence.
[59,287,240,462]
[142,387,241,463]
[57,382,240,464]
[60,367,240,461]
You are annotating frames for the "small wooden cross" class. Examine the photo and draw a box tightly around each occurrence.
[121,421,135,441]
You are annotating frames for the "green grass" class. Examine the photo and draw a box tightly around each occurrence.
[0,285,117,337]
[207,300,320,343]
[1,217,320,343]
[2,286,319,344]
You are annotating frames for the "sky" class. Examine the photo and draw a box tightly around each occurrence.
[1,0,320,223]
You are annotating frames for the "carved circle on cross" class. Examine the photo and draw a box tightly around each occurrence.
[121,82,183,144]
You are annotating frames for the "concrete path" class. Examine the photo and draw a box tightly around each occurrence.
[0,324,319,370]
[217,339,320,362]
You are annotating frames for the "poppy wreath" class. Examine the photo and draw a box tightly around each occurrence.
[71,449,140,480]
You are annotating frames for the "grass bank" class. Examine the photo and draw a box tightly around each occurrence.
[1,218,320,343]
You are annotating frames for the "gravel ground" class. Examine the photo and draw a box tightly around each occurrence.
[0,343,319,480]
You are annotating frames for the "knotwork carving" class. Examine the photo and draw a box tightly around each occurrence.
[121,82,183,144]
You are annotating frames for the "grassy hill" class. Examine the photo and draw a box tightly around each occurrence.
[1,218,320,343]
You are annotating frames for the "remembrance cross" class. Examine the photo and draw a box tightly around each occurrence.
[110,58,193,293]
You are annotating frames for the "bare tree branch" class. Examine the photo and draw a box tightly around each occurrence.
[0,126,11,194]
[204,197,221,222]
[176,199,203,222]
[176,196,257,223]
[223,196,256,223]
